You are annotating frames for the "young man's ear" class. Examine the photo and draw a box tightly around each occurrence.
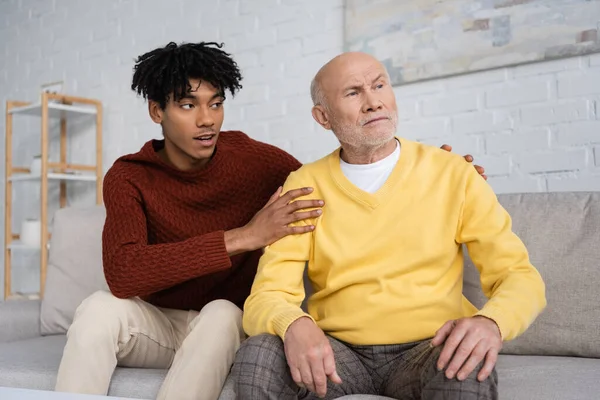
[311,105,332,131]
[148,100,164,124]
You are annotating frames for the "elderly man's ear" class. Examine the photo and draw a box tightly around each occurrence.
[440,144,487,181]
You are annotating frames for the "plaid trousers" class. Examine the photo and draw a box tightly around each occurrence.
[230,333,498,400]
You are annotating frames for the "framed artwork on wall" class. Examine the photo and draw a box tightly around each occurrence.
[344,0,600,86]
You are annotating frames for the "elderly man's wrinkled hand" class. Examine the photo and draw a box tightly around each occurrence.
[431,316,502,382]
[284,317,342,397]
[440,144,487,180]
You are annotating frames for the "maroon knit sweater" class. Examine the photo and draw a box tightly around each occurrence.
[101,130,302,311]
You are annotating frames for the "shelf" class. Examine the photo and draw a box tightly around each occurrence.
[6,293,40,300]
[8,173,97,182]
[8,102,97,118]
[7,241,50,251]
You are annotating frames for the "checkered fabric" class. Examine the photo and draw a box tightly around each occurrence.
[230,333,498,400]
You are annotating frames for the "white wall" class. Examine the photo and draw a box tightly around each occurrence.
[1,0,599,296]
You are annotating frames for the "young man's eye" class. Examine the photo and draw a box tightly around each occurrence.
[211,102,223,109]
[180,103,193,109]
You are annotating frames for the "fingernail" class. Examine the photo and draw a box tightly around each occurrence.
[318,200,324,205]
[457,373,465,381]
[316,209,322,215]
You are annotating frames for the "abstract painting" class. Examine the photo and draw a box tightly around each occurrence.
[344,0,600,85]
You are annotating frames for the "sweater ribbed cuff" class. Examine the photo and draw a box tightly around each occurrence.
[198,231,232,274]
[475,305,508,341]
[273,309,314,340]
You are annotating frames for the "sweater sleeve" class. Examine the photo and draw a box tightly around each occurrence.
[102,169,232,299]
[242,169,315,339]
[456,166,547,341]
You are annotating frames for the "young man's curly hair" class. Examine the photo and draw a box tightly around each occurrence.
[131,41,243,109]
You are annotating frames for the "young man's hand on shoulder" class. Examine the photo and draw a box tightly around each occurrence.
[225,186,324,255]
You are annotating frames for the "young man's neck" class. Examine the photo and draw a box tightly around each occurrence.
[159,140,209,171]
[340,137,397,165]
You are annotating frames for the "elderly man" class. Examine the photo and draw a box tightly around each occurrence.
[229,51,546,400]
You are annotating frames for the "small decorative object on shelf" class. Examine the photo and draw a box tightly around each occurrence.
[4,92,103,300]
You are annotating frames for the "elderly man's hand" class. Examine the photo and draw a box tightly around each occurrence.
[284,317,342,397]
[440,144,487,180]
[431,316,502,382]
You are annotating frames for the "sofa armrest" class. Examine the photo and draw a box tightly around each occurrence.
[0,299,41,342]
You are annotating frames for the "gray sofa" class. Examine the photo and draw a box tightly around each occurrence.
[1,191,599,400]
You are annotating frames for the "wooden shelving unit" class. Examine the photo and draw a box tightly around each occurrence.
[4,93,103,300]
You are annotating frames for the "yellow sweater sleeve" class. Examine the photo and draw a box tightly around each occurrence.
[456,166,547,341]
[242,170,316,340]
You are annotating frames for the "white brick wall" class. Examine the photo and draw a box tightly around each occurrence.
[395,57,600,194]
[1,0,600,296]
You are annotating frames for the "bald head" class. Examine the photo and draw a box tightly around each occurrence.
[310,52,389,108]
[310,51,398,150]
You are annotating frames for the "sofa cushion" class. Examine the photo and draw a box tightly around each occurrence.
[0,335,166,399]
[40,206,109,335]
[463,192,600,358]
[496,354,600,400]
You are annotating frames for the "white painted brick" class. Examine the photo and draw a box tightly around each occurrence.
[240,0,279,14]
[302,30,341,55]
[92,18,120,41]
[590,54,600,67]
[29,0,54,18]
[259,39,303,66]
[397,119,449,140]
[394,80,444,99]
[419,135,482,156]
[521,100,590,126]
[421,92,479,117]
[445,69,506,91]
[284,50,336,78]
[452,111,513,135]
[258,4,304,25]
[221,15,257,37]
[513,57,582,78]
[486,129,550,155]
[230,84,268,105]
[244,102,285,121]
[233,51,260,69]
[278,16,328,41]
[516,149,588,173]
[269,119,315,150]
[472,155,511,176]
[485,79,549,108]
[278,76,310,97]
[243,65,284,85]
[285,95,313,116]
[235,29,277,52]
[557,70,600,98]
[554,121,600,147]
[546,174,600,192]
[488,176,545,194]
[397,99,418,121]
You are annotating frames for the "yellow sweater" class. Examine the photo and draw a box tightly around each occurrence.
[243,138,546,345]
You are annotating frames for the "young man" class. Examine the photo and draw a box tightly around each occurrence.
[230,52,546,399]
[54,42,486,400]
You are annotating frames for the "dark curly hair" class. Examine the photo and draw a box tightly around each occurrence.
[131,41,243,109]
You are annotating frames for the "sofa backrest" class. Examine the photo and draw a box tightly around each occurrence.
[40,205,108,335]
[463,191,600,358]
[41,192,600,359]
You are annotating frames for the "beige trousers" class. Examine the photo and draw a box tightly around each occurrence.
[54,290,244,400]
